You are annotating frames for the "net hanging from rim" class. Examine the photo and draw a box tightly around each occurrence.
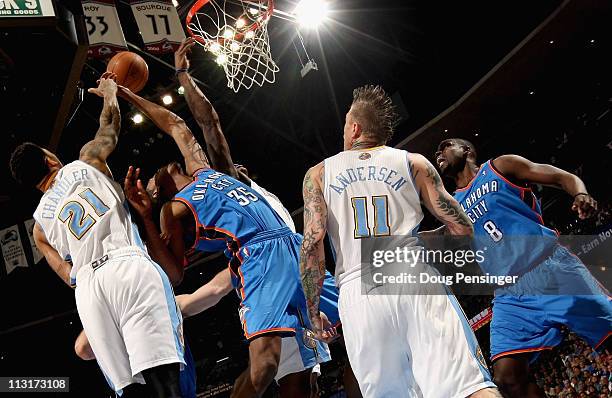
[186,0,278,92]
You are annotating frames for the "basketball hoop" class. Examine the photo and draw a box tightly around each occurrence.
[186,0,278,92]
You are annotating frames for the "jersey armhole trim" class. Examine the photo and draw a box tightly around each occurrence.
[171,198,200,251]
[488,159,530,191]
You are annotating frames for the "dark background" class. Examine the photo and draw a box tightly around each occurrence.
[1,0,611,396]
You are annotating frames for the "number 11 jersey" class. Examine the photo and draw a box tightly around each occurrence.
[323,146,422,288]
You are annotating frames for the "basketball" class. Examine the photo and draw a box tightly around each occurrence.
[106,51,149,93]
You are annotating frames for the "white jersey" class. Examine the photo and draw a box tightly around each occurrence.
[33,160,145,285]
[323,146,423,288]
[250,180,296,233]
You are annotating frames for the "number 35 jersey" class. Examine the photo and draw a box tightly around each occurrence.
[173,168,286,254]
[453,160,558,278]
[33,161,146,285]
[323,146,422,288]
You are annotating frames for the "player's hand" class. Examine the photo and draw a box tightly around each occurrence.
[175,37,196,70]
[311,311,338,344]
[88,72,118,98]
[571,193,597,219]
[124,166,153,220]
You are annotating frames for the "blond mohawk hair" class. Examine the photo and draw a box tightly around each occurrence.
[351,85,400,144]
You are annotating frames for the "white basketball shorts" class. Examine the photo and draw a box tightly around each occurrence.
[338,263,496,398]
[75,246,185,393]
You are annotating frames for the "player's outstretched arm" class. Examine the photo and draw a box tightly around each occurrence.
[124,166,186,285]
[175,38,239,180]
[176,268,233,318]
[118,86,208,176]
[300,163,334,342]
[411,153,474,236]
[32,223,73,287]
[79,74,121,177]
[494,154,597,219]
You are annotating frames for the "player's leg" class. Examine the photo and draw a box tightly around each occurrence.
[75,260,145,394]
[492,355,543,398]
[141,363,182,398]
[231,334,282,397]
[403,267,497,397]
[278,369,312,398]
[338,279,419,397]
[112,252,186,396]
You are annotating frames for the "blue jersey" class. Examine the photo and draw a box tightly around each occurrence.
[454,160,557,277]
[173,169,286,254]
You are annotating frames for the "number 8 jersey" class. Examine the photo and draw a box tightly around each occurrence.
[323,146,422,288]
[453,159,558,277]
[33,161,146,286]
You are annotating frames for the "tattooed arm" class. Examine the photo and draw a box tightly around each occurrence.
[118,86,209,176]
[410,154,473,236]
[299,162,334,341]
[79,75,121,177]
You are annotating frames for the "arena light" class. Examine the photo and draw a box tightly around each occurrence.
[132,113,144,124]
[162,94,173,105]
[209,42,222,54]
[230,41,241,52]
[216,53,228,65]
[294,0,329,28]
[236,18,247,29]
[223,28,234,39]
[171,0,178,6]
[177,86,185,95]
[244,30,255,40]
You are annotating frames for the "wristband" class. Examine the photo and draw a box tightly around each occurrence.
[573,192,589,198]
[175,68,189,75]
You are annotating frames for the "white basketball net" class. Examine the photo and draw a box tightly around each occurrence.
[187,0,279,92]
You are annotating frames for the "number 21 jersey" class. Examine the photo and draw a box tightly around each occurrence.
[33,161,146,285]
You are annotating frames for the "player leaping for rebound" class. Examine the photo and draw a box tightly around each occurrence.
[170,37,347,398]
[300,85,502,398]
[434,138,612,398]
[9,75,186,398]
[115,76,335,397]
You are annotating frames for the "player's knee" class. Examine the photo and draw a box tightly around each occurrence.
[250,356,278,394]
[493,369,527,397]
[74,339,95,361]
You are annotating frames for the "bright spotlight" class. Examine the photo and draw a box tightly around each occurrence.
[209,42,222,54]
[223,28,234,39]
[294,0,329,28]
[244,30,255,40]
[236,18,247,29]
[230,41,241,52]
[248,7,258,15]
[132,113,144,124]
[171,0,178,7]
[162,94,173,105]
[177,86,185,95]
[216,53,228,65]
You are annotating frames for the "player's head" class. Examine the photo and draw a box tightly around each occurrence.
[435,138,477,177]
[9,142,63,191]
[147,161,186,203]
[344,85,399,150]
